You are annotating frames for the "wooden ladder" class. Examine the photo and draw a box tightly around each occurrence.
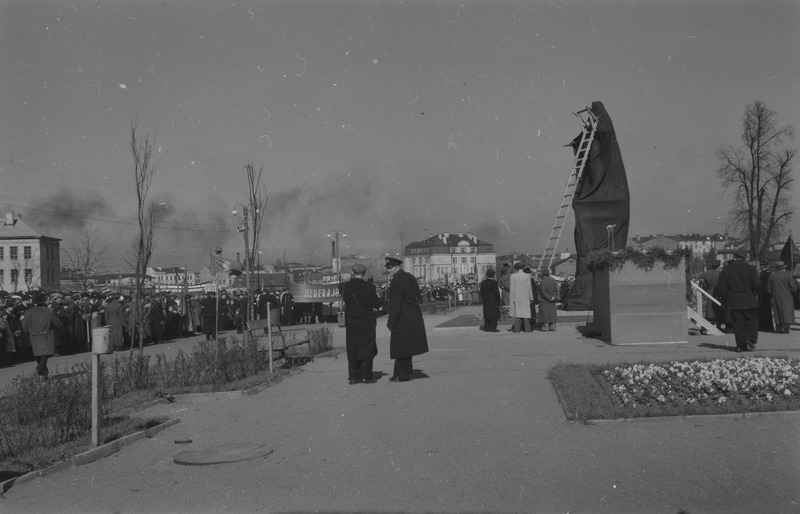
[537,107,599,274]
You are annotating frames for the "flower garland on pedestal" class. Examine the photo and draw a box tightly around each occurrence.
[585,247,693,273]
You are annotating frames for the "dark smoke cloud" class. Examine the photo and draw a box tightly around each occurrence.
[26,189,112,237]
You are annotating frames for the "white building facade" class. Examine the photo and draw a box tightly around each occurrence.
[0,212,61,292]
[404,232,496,285]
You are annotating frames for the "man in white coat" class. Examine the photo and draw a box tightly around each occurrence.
[509,262,533,333]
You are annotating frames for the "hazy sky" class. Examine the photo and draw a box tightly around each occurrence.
[2,0,799,270]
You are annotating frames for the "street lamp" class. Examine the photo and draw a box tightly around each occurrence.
[327,230,346,284]
[233,204,258,322]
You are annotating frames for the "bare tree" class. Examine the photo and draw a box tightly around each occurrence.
[717,100,796,261]
[125,120,158,351]
[63,230,109,291]
[244,161,269,285]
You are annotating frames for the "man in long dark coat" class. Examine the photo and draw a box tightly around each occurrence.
[767,261,798,334]
[718,250,761,352]
[341,263,383,384]
[21,292,64,380]
[385,257,428,382]
[200,291,217,341]
[479,269,501,332]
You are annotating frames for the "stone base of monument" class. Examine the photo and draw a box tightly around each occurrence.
[174,442,273,466]
[592,260,688,345]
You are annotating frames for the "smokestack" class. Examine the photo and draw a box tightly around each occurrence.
[4,212,15,226]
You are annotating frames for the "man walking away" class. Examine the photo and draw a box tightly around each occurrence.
[718,249,760,352]
[21,292,64,380]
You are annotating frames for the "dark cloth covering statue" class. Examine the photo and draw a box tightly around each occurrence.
[562,101,630,311]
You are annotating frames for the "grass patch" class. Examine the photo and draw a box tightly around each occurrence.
[0,414,169,480]
[547,356,800,422]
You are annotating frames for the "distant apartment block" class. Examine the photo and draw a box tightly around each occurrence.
[0,212,61,292]
[404,232,496,284]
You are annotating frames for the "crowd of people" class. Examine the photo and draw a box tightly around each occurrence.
[0,286,307,379]
[478,262,562,333]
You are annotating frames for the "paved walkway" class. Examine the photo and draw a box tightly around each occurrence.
[2,306,799,513]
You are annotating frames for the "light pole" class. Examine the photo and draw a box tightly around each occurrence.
[327,229,346,284]
[233,204,256,322]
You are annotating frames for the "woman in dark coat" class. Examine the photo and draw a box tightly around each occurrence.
[479,269,501,332]
[341,263,384,384]
[385,257,428,382]
[537,269,559,331]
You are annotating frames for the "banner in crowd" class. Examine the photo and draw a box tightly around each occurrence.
[290,283,341,303]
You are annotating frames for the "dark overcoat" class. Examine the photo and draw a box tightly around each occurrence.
[538,276,559,324]
[341,277,383,361]
[103,298,125,347]
[479,277,501,321]
[718,260,760,312]
[767,270,798,325]
[21,306,63,357]
[387,270,429,359]
[698,268,723,320]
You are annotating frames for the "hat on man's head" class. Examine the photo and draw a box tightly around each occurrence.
[733,248,748,259]
[351,263,367,274]
[711,260,721,269]
[513,262,524,270]
[774,261,788,270]
[540,268,551,276]
[486,269,496,277]
[385,256,403,269]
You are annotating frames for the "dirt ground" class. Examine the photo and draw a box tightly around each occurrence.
[1,307,799,513]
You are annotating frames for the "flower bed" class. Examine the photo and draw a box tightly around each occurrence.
[603,357,800,409]
[548,356,800,421]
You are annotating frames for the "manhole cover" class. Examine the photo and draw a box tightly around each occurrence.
[174,442,273,466]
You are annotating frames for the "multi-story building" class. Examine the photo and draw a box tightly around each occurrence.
[0,211,61,292]
[147,266,200,288]
[403,232,496,284]
[673,233,730,254]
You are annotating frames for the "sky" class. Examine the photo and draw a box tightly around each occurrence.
[2,0,799,271]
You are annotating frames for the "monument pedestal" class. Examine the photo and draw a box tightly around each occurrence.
[592,259,687,345]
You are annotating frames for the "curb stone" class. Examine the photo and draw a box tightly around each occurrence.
[0,418,181,496]
[587,409,800,425]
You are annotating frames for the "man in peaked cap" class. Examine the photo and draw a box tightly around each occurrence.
[385,256,428,382]
[340,263,384,384]
[718,249,760,352]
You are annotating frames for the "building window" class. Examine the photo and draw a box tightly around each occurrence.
[0,270,3,283]
[10,269,18,284]
[24,246,32,260]
[0,247,3,259]
[10,247,18,260]
[25,269,32,283]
